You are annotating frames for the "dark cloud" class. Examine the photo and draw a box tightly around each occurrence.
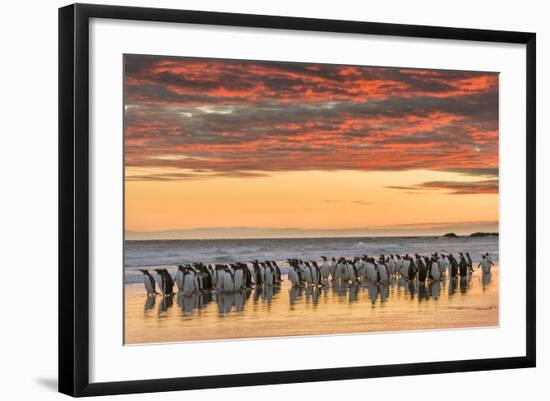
[386,179,498,195]
[124,55,499,181]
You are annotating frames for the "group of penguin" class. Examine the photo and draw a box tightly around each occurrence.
[139,252,494,296]
[287,252,494,287]
[139,260,283,296]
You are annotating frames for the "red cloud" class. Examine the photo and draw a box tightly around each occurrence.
[124,55,499,193]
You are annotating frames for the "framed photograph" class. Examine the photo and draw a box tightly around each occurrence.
[59,3,536,397]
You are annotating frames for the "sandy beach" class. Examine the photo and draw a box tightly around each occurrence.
[124,265,498,344]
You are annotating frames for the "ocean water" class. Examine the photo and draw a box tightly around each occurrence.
[124,236,498,284]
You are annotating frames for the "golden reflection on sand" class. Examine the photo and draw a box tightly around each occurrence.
[124,266,498,344]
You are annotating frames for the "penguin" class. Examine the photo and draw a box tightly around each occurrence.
[302,261,313,285]
[182,268,198,295]
[465,252,473,273]
[288,262,301,287]
[458,254,468,277]
[438,254,447,278]
[154,268,174,295]
[200,264,214,290]
[449,254,459,278]
[138,269,157,295]
[407,255,416,281]
[417,256,428,282]
[271,261,282,283]
[478,255,490,273]
[310,261,320,285]
[251,261,263,286]
[329,257,337,281]
[400,255,412,278]
[240,263,253,288]
[233,265,244,290]
[387,255,396,276]
[354,256,365,278]
[430,256,440,281]
[395,255,404,275]
[340,258,350,282]
[175,265,185,291]
[221,267,235,292]
[377,259,389,283]
[347,260,357,284]
[264,263,275,286]
[365,258,378,282]
[320,256,331,282]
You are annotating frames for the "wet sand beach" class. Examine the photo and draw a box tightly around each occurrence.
[124,265,498,344]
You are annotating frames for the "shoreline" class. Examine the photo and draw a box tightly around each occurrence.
[125,266,499,344]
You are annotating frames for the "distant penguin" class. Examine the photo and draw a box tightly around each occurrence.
[233,266,244,290]
[365,259,377,282]
[138,269,157,295]
[334,258,345,283]
[329,257,337,279]
[377,261,389,283]
[288,265,301,287]
[387,256,396,276]
[407,256,416,281]
[264,264,274,286]
[355,257,365,278]
[347,261,357,283]
[302,262,313,285]
[310,261,320,285]
[430,258,440,281]
[449,255,459,278]
[251,261,263,286]
[320,256,330,281]
[175,265,185,291]
[271,261,282,283]
[466,252,473,272]
[459,255,468,277]
[478,255,490,273]
[417,257,428,282]
[438,255,447,277]
[221,268,235,292]
[395,255,404,275]
[154,268,174,295]
[182,269,198,295]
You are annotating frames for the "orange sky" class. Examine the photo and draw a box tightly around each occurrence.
[124,55,499,239]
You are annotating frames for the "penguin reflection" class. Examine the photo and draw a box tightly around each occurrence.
[407,280,417,299]
[332,282,348,298]
[348,284,360,304]
[262,285,274,304]
[418,282,428,302]
[234,289,250,312]
[448,277,458,297]
[459,276,470,295]
[217,292,234,315]
[177,292,198,316]
[144,294,156,311]
[304,286,320,305]
[429,280,441,300]
[157,294,173,314]
[289,286,303,306]
[482,272,492,290]
[253,286,262,303]
[365,281,378,305]
[378,283,389,304]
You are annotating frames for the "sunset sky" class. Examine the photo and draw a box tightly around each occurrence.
[124,55,499,239]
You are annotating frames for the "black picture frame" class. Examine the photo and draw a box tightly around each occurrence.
[59,3,536,397]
